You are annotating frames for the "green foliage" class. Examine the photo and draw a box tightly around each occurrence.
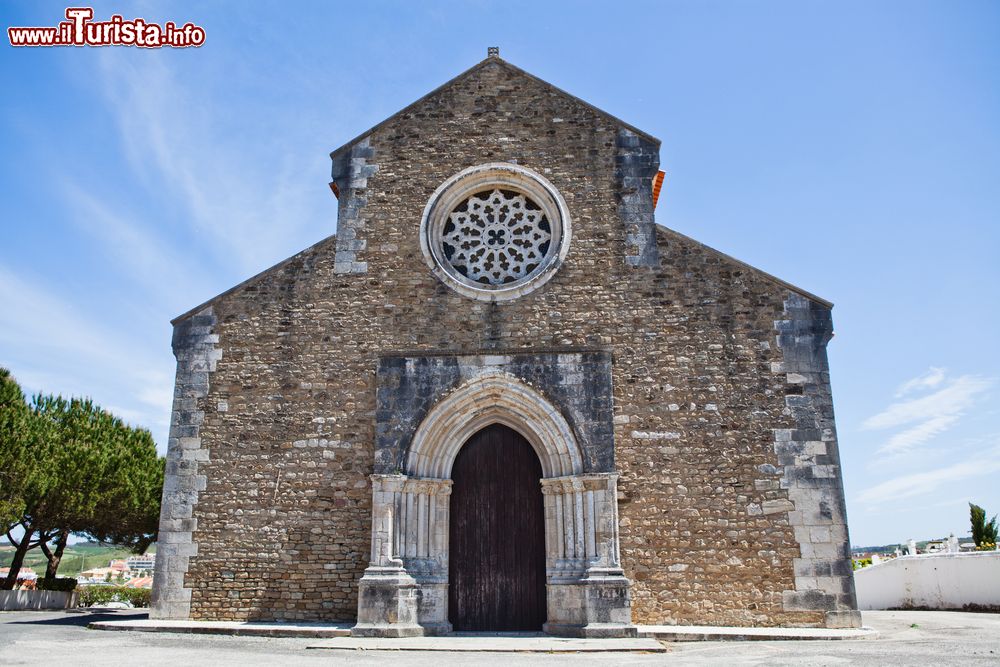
[78,585,115,606]
[77,585,151,608]
[1,367,166,587]
[0,369,38,534]
[969,503,999,548]
[126,586,151,608]
[78,426,164,553]
[37,577,78,592]
[28,391,167,550]
[852,558,872,570]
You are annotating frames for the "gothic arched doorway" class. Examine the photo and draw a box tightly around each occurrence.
[448,423,546,631]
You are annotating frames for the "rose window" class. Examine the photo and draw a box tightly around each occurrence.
[442,189,552,286]
[420,163,571,301]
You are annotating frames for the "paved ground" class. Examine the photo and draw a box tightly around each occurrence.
[0,608,998,665]
[86,615,876,642]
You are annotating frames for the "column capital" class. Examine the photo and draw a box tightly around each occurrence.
[370,473,408,492]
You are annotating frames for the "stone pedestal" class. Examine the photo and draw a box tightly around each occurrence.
[352,566,423,637]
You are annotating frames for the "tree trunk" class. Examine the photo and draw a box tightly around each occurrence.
[41,530,69,579]
[1,526,35,590]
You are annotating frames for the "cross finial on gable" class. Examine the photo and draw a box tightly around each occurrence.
[487,46,499,58]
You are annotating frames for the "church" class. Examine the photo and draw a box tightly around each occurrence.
[150,51,861,637]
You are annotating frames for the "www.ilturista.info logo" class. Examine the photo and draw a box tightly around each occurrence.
[8,7,205,48]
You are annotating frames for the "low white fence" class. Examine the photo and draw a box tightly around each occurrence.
[853,551,1000,611]
[0,590,78,611]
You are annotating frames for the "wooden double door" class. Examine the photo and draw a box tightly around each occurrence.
[448,423,546,631]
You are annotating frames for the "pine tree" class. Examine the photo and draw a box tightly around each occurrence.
[1,373,58,590]
[1,373,165,588]
[0,369,32,533]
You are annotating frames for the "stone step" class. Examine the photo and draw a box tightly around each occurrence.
[88,618,352,638]
[638,624,879,641]
[307,635,667,653]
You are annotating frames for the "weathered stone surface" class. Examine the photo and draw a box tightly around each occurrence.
[616,128,660,268]
[772,294,859,627]
[151,307,220,620]
[331,138,377,274]
[375,351,615,474]
[154,56,858,629]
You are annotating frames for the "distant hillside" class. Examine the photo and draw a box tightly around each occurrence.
[1,541,157,578]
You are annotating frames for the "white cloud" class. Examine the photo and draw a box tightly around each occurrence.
[0,265,129,367]
[95,50,330,277]
[60,184,215,312]
[857,447,1000,505]
[878,414,960,456]
[104,403,166,430]
[137,383,174,412]
[0,264,174,451]
[859,495,973,516]
[862,372,994,457]
[895,366,946,397]
[7,44,336,456]
[864,375,992,430]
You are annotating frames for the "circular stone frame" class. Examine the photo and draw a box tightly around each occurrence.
[419,163,572,301]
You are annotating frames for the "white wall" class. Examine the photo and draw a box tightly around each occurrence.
[853,551,1000,610]
[0,590,77,611]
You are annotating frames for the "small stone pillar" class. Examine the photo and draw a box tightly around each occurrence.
[907,539,917,556]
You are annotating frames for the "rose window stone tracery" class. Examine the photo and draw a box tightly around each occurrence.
[442,189,552,285]
[420,163,571,301]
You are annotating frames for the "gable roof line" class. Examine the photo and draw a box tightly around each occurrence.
[655,224,834,309]
[329,56,660,160]
[171,233,338,325]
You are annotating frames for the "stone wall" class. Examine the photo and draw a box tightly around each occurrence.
[0,590,78,611]
[157,57,857,627]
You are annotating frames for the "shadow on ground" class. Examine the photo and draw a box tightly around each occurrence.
[10,609,149,627]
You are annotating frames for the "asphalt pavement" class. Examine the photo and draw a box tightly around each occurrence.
[0,608,998,665]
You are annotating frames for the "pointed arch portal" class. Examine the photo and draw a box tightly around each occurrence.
[352,373,635,638]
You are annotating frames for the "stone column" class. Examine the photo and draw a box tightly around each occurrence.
[353,474,421,637]
[352,475,452,637]
[540,473,635,638]
[401,478,452,634]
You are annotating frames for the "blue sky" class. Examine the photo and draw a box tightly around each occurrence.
[1,1,998,548]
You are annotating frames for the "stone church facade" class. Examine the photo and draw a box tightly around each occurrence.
[151,53,861,636]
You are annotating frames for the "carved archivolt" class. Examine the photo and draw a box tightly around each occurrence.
[405,373,583,478]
